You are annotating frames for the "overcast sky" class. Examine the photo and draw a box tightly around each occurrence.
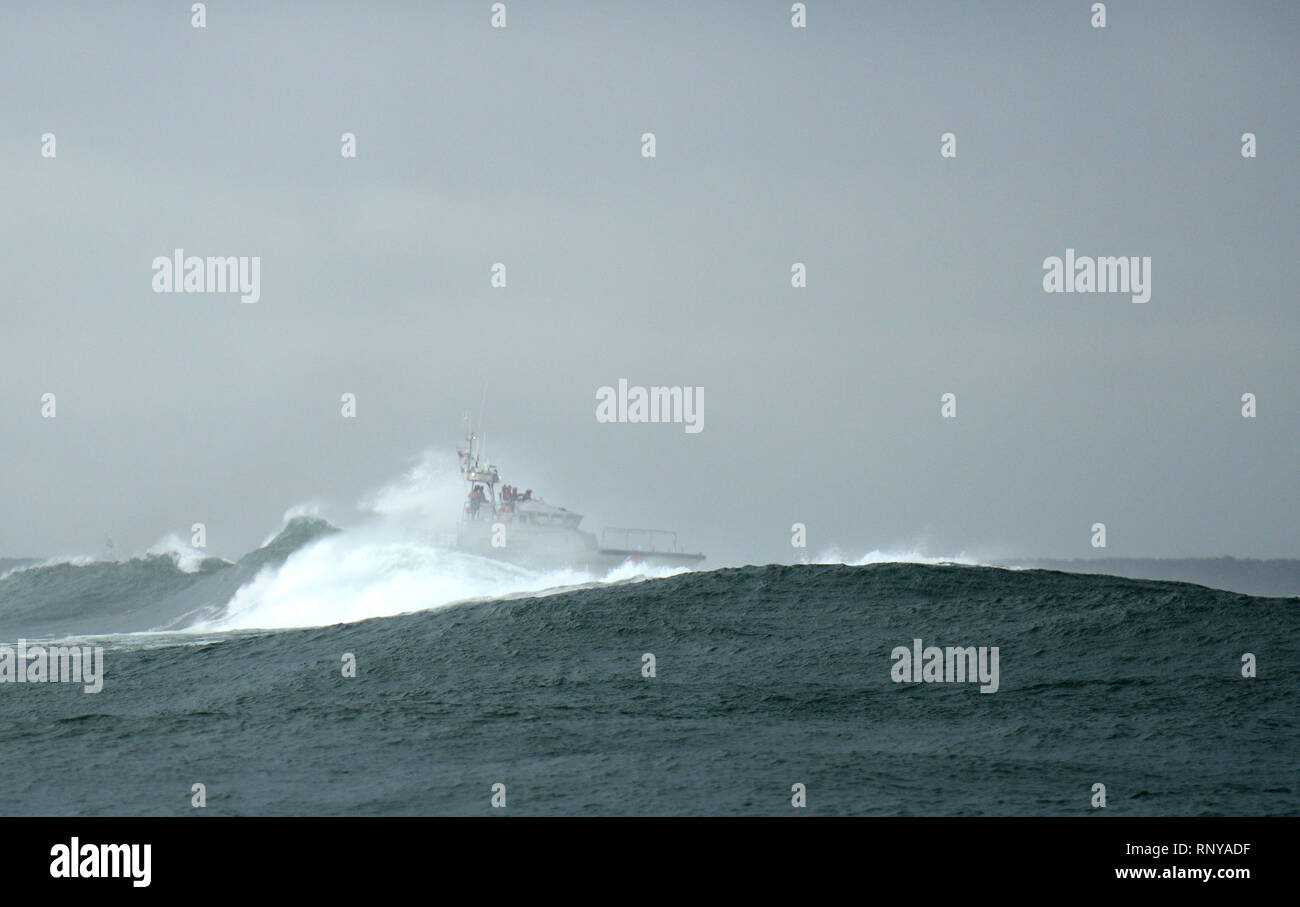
[2,1,1296,565]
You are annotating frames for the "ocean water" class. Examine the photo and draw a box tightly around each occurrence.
[0,517,1294,816]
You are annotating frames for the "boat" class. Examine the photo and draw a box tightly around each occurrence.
[453,416,705,572]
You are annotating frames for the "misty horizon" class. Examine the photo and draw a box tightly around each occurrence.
[3,1,1296,568]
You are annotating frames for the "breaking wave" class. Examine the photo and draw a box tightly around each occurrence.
[0,450,693,639]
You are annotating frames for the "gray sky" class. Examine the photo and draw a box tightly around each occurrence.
[2,1,1296,565]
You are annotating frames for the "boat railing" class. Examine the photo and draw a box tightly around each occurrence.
[600,527,682,553]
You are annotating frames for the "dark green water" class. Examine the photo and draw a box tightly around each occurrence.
[0,545,1293,815]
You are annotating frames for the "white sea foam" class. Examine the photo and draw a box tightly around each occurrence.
[196,450,691,632]
[145,534,214,573]
[815,547,986,567]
